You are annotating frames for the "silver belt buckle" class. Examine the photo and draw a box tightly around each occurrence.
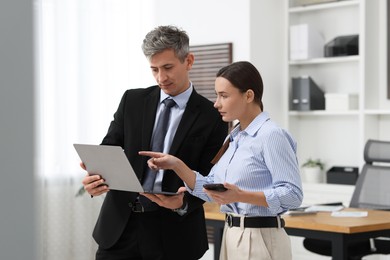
[226,214,233,227]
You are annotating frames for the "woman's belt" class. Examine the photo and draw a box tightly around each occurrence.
[225,214,285,228]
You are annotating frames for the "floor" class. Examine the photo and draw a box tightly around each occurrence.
[200,244,214,260]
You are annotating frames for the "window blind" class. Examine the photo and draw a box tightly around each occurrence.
[189,43,233,102]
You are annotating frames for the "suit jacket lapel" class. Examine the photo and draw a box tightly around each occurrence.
[141,87,160,151]
[140,87,202,155]
[169,90,201,155]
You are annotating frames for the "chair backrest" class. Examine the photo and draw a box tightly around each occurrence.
[349,139,390,210]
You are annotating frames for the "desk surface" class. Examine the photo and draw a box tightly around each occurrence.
[203,202,390,234]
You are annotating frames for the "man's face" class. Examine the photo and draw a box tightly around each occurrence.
[149,49,194,96]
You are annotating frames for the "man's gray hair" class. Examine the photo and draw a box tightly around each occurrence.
[141,25,190,62]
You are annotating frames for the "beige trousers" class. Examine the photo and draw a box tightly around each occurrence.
[219,223,292,260]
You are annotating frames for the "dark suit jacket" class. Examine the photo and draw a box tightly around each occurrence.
[93,86,228,259]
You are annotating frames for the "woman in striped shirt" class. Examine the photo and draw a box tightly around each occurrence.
[140,61,303,260]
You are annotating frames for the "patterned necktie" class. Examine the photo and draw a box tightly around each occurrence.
[142,98,176,192]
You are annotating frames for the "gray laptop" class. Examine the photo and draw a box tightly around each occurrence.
[73,144,178,195]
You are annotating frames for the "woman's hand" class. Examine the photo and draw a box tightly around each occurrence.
[139,151,197,190]
[139,151,180,171]
[204,182,240,205]
[205,182,267,207]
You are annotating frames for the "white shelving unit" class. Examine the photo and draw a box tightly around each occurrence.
[282,3,389,259]
[285,0,390,174]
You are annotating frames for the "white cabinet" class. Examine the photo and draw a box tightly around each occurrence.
[285,0,390,173]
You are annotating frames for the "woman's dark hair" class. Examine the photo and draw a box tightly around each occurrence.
[216,61,264,110]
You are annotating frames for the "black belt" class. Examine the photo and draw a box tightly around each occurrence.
[225,214,284,228]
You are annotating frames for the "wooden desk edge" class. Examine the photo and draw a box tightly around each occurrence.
[203,203,390,234]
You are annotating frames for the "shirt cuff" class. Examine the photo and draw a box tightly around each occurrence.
[263,189,281,215]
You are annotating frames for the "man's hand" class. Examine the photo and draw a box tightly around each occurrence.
[141,187,186,210]
[80,162,109,196]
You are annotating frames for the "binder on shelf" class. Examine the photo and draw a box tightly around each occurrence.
[291,76,325,111]
[289,24,324,60]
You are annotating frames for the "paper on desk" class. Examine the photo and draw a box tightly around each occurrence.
[331,211,368,217]
[285,210,317,216]
[305,205,344,212]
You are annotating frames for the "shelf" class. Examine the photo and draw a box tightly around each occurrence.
[364,110,390,115]
[289,0,360,14]
[289,55,359,66]
[285,0,387,170]
[289,110,390,116]
[289,110,359,116]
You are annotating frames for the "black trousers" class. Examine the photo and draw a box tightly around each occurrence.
[95,210,199,260]
[96,210,165,260]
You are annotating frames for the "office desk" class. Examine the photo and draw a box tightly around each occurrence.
[203,203,390,260]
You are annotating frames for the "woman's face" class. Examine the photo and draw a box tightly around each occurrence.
[213,77,248,122]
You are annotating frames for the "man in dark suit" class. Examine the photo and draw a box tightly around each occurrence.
[81,25,228,260]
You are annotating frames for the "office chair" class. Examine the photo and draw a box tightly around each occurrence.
[303,139,390,260]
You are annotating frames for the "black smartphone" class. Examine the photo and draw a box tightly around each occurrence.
[203,183,227,192]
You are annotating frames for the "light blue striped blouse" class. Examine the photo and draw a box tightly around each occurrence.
[188,111,303,216]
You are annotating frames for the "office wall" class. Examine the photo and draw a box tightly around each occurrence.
[0,1,37,259]
[249,0,286,126]
[148,0,251,61]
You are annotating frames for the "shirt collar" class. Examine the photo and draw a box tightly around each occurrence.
[230,111,270,140]
[160,82,193,109]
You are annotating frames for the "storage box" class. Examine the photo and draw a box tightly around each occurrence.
[325,93,358,111]
[327,166,358,185]
[324,35,359,57]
